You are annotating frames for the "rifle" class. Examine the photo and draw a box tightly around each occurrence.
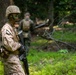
[18,30,29,75]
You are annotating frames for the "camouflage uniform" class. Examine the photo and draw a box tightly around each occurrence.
[1,5,26,75]
[19,12,34,54]
[1,23,25,75]
[20,13,34,38]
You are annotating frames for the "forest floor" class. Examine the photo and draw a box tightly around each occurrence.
[31,24,76,52]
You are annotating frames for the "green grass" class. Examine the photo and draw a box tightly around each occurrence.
[0,50,76,75]
[53,30,76,42]
[31,37,47,46]
[28,49,76,75]
[0,61,3,75]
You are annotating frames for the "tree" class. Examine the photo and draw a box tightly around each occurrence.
[48,0,54,32]
[0,0,14,29]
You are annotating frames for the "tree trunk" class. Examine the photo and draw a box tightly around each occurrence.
[0,0,14,29]
[48,0,54,32]
[0,0,9,29]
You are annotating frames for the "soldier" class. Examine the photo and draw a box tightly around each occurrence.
[1,5,26,75]
[19,12,34,54]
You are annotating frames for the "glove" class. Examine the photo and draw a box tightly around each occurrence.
[19,45,25,54]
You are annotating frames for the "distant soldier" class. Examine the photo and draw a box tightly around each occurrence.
[1,5,26,75]
[19,12,34,54]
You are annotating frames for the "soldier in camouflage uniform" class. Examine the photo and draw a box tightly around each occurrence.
[1,5,26,75]
[19,12,34,54]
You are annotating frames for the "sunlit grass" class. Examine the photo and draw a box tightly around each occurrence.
[31,37,47,46]
[28,49,76,75]
[0,61,3,75]
[0,50,76,75]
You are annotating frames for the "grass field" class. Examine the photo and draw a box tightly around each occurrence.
[1,50,76,75]
[28,50,76,75]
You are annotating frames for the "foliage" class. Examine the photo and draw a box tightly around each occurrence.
[14,0,76,23]
[52,29,76,42]
[1,51,76,75]
[0,50,76,75]
[28,50,76,75]
[58,49,68,53]
[0,61,3,75]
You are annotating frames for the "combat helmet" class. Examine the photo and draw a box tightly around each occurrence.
[24,12,30,16]
[6,5,21,18]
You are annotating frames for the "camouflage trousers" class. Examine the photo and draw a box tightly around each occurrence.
[3,54,26,75]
